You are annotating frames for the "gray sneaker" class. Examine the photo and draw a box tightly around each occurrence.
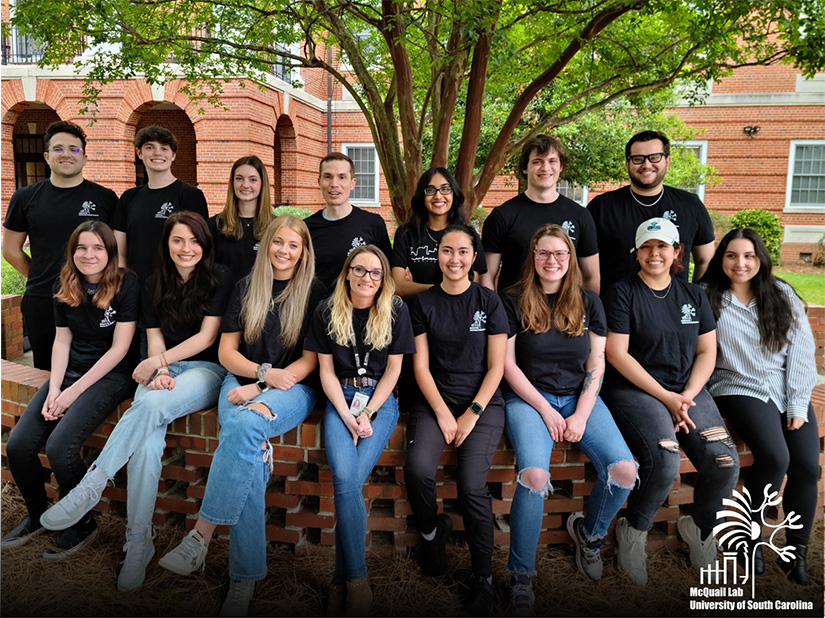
[117,526,155,592]
[678,515,718,574]
[158,529,207,576]
[220,579,255,617]
[615,517,648,586]
[508,572,535,617]
[567,512,603,580]
[40,469,106,530]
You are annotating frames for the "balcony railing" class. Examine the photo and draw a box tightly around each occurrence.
[2,30,44,65]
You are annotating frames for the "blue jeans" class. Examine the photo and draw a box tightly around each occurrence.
[199,373,316,582]
[94,360,226,528]
[324,384,399,583]
[504,391,636,575]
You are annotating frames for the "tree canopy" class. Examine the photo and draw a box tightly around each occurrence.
[10,0,825,220]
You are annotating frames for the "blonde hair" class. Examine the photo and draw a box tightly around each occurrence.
[506,224,584,336]
[215,156,274,241]
[327,246,397,351]
[240,215,315,348]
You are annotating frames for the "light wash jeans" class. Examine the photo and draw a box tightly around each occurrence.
[198,373,316,582]
[504,391,636,575]
[324,384,399,583]
[94,360,226,528]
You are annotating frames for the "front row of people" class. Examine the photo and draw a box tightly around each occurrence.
[3,214,818,616]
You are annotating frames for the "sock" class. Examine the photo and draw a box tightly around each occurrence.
[698,524,713,541]
[421,529,436,542]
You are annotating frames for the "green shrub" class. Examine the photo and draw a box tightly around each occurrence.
[708,209,733,242]
[729,209,782,264]
[1,259,27,296]
[273,205,313,219]
[470,206,489,232]
[813,234,825,268]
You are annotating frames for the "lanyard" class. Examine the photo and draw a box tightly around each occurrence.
[350,324,370,376]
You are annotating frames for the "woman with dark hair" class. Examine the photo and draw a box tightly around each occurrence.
[391,167,486,300]
[3,221,138,558]
[701,228,818,585]
[158,215,326,617]
[403,222,508,616]
[39,212,233,591]
[209,155,275,284]
[603,217,739,587]
[501,224,636,613]
[305,245,414,615]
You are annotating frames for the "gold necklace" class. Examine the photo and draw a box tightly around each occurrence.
[639,274,672,299]
[240,216,253,228]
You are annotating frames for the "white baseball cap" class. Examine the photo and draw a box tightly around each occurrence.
[633,217,680,250]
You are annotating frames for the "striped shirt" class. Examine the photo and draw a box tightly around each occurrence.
[707,282,816,420]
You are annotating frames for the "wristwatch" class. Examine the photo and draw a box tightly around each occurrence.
[364,407,377,421]
[256,379,269,392]
[470,401,484,416]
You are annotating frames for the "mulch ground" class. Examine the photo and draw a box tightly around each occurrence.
[1,481,822,617]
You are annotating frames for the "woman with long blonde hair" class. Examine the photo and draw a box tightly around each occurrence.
[305,245,414,615]
[158,214,326,617]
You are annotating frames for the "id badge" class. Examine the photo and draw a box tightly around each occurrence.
[349,391,370,417]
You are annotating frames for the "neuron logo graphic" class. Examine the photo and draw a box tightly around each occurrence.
[705,485,802,597]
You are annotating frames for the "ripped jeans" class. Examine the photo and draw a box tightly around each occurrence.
[198,373,316,581]
[604,385,739,533]
[504,392,636,575]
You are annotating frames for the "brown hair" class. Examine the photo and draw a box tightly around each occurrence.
[517,134,568,179]
[55,221,123,309]
[319,152,355,178]
[215,156,273,241]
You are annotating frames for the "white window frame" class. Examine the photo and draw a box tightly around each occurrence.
[673,140,708,202]
[556,179,588,206]
[785,140,825,213]
[342,143,380,206]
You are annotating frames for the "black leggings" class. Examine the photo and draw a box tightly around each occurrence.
[714,395,819,546]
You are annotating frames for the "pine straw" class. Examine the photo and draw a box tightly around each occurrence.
[2,481,822,617]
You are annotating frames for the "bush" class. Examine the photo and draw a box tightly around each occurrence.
[470,206,489,232]
[813,234,825,268]
[273,205,313,219]
[729,209,782,264]
[708,209,733,242]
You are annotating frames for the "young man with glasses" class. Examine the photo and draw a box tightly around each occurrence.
[3,121,118,369]
[480,134,600,294]
[587,130,715,293]
[305,152,392,293]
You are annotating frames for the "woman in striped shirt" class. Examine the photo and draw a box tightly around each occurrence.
[701,227,818,586]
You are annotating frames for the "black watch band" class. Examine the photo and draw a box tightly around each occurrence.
[470,401,484,416]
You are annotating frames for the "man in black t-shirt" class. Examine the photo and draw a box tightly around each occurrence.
[304,153,392,293]
[112,126,209,285]
[481,135,600,294]
[587,130,715,293]
[2,121,117,369]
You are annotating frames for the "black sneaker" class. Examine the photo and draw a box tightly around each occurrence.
[1,516,44,549]
[508,573,535,616]
[420,513,453,577]
[464,574,495,617]
[42,517,98,560]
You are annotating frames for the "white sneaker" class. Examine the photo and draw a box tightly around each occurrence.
[678,515,718,573]
[40,469,107,530]
[117,526,155,592]
[220,579,255,617]
[615,517,648,586]
[158,529,207,576]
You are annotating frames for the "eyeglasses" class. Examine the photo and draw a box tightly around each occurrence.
[534,249,571,262]
[50,146,83,155]
[626,152,666,165]
[349,265,384,281]
[423,185,453,196]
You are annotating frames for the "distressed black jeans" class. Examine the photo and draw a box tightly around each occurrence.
[604,385,739,532]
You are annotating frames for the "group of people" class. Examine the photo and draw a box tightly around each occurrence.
[1,121,818,616]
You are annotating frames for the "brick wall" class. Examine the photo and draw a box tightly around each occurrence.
[0,295,24,361]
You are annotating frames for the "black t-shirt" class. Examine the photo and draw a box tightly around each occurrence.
[141,264,234,364]
[53,270,140,375]
[221,277,327,384]
[603,275,716,392]
[587,185,715,292]
[305,298,416,378]
[391,223,487,285]
[112,180,209,285]
[410,282,509,402]
[208,215,261,287]
[503,287,606,396]
[304,207,392,292]
[3,179,117,297]
[482,193,598,292]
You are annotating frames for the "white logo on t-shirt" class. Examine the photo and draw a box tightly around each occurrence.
[78,201,98,217]
[662,210,679,226]
[155,202,174,218]
[410,245,437,262]
[681,303,698,325]
[253,242,260,252]
[470,311,487,332]
[100,306,116,328]
[347,237,366,255]
[562,220,577,239]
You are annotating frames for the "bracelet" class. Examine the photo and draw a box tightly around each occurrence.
[364,407,377,421]
[160,352,169,368]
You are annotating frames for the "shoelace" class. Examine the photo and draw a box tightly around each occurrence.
[121,531,149,569]
[582,540,603,565]
[61,482,102,512]
[511,582,534,607]
[175,534,206,571]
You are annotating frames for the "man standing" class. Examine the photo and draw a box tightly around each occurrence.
[3,121,117,369]
[112,125,209,285]
[305,153,392,292]
[587,130,715,293]
[480,135,600,293]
